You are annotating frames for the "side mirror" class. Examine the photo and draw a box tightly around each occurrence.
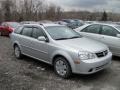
[117,34,120,38]
[38,36,46,42]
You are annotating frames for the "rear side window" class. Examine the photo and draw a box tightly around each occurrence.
[81,25,101,34]
[101,25,119,37]
[32,27,44,39]
[21,27,32,37]
[14,26,23,34]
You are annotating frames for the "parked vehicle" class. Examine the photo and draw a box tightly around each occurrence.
[20,21,38,24]
[55,21,68,25]
[73,19,84,28]
[61,19,77,29]
[10,24,112,78]
[75,23,120,57]
[38,20,53,24]
[0,22,20,36]
[61,19,84,29]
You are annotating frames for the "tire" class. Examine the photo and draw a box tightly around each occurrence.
[14,45,22,59]
[0,32,2,36]
[54,57,72,79]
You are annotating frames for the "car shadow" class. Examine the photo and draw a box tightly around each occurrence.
[112,56,120,61]
[20,55,53,71]
[16,55,115,81]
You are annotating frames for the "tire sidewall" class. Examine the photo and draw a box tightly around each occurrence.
[14,45,22,59]
[54,57,72,79]
[0,32,2,36]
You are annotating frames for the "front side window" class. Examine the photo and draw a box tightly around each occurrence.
[45,26,82,40]
[81,24,100,34]
[21,27,32,37]
[32,27,44,39]
[101,25,119,37]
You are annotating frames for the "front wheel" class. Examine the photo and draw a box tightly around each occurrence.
[54,57,72,79]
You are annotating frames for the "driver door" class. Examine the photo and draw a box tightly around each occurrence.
[100,25,120,55]
[30,27,49,62]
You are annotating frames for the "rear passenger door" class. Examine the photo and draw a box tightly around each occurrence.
[30,27,49,62]
[80,24,101,41]
[100,25,120,55]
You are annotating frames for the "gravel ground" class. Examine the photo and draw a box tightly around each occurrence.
[0,36,120,90]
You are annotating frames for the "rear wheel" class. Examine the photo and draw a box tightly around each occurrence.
[14,45,22,59]
[54,57,72,78]
[0,32,2,36]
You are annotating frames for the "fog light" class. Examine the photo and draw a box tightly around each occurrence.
[88,69,93,72]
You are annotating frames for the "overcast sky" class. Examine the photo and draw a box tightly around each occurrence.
[46,0,120,13]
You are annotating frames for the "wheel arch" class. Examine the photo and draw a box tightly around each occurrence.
[51,51,75,72]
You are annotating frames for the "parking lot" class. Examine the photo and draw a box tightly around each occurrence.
[0,36,120,90]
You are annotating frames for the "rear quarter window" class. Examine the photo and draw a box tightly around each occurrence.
[14,26,23,34]
[21,27,33,37]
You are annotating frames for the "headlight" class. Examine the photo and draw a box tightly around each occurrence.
[78,51,96,60]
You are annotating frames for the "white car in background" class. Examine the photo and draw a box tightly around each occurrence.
[75,23,120,57]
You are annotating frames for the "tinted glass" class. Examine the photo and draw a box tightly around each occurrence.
[81,25,100,34]
[45,26,82,40]
[21,27,32,37]
[32,27,44,38]
[101,25,119,37]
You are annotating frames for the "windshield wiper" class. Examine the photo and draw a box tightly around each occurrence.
[69,36,80,39]
[55,38,69,40]
[55,36,80,40]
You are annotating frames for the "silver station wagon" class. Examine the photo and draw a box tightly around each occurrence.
[10,24,112,78]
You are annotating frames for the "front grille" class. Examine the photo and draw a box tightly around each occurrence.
[96,50,108,58]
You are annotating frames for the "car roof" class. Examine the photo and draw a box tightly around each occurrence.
[23,23,64,27]
[42,23,64,27]
[79,23,119,28]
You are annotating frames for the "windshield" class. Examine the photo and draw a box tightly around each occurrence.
[45,26,82,40]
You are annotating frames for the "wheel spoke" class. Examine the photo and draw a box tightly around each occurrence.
[15,47,20,58]
[55,60,67,76]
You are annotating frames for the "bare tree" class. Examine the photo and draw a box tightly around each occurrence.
[1,0,14,21]
[1,0,120,22]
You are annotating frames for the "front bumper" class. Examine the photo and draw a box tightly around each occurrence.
[72,51,112,74]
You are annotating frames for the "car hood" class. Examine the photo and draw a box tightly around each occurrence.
[56,37,108,53]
